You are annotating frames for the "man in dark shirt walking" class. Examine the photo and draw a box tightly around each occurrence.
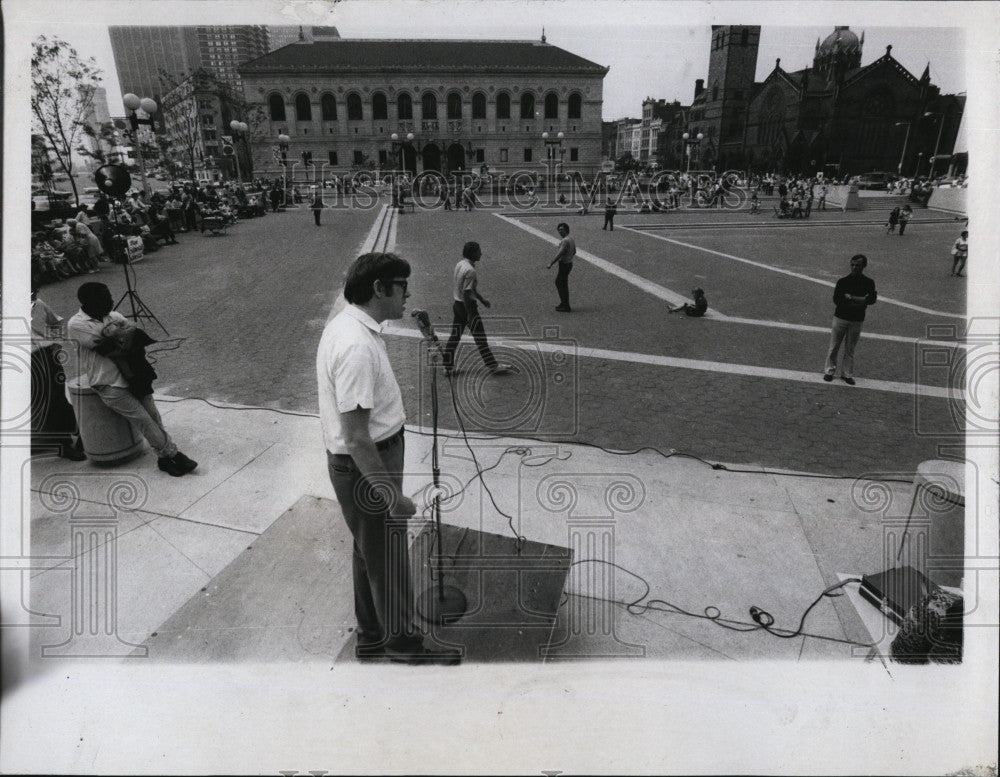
[824,254,877,385]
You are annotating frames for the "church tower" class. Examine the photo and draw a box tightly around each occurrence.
[813,26,863,83]
[703,25,760,165]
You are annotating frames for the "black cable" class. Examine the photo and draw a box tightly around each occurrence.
[152,395,915,486]
[442,367,528,551]
[562,559,877,647]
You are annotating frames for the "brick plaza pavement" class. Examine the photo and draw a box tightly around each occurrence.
[31,198,968,477]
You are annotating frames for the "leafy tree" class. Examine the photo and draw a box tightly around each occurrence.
[31,35,103,206]
[157,67,268,182]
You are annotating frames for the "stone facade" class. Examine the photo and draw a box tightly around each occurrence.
[238,38,608,181]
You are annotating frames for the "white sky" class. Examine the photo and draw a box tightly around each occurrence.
[10,1,969,120]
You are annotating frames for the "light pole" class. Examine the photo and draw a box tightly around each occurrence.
[894,121,912,177]
[924,111,946,180]
[122,93,158,198]
[389,132,413,212]
[542,131,564,195]
[682,131,704,173]
[229,120,248,182]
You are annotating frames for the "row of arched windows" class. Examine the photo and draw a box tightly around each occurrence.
[268,90,584,122]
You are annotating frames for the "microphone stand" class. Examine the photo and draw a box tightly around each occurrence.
[413,314,468,625]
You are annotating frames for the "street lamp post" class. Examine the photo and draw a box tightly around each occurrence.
[682,131,704,173]
[229,120,248,182]
[542,131,565,196]
[122,93,158,198]
[894,121,912,177]
[924,111,947,180]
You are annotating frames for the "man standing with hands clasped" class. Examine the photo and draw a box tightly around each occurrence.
[317,252,461,665]
[824,254,877,386]
[548,222,576,312]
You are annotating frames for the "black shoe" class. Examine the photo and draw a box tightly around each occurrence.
[384,645,462,666]
[823,373,834,382]
[59,443,87,462]
[842,376,856,386]
[158,455,189,477]
[555,305,571,312]
[172,451,198,473]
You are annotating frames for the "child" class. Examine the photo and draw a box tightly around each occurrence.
[668,288,708,317]
[749,191,760,214]
[887,206,900,234]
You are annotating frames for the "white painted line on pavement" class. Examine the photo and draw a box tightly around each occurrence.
[497,214,966,348]
[382,324,962,400]
[621,225,963,319]
[494,213,691,308]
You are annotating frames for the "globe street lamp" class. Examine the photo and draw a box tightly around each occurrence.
[229,120,248,182]
[682,131,704,173]
[542,131,565,195]
[122,93,158,198]
[273,133,290,169]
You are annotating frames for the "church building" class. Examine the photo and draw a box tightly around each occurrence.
[682,26,964,177]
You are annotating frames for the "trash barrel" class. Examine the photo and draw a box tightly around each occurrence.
[909,459,966,589]
[66,377,145,466]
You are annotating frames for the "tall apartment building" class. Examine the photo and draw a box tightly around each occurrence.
[109,25,270,103]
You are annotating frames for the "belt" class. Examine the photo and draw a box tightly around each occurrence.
[375,427,404,451]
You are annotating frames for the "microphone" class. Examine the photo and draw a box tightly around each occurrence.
[411,309,439,342]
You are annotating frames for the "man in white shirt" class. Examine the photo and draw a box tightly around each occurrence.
[317,252,460,665]
[67,282,197,477]
[442,241,512,376]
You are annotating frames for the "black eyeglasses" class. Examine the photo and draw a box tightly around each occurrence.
[382,278,409,294]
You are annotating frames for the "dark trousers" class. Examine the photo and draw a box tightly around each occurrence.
[31,345,79,452]
[603,213,615,230]
[899,220,908,235]
[313,208,322,225]
[326,437,420,651]
[444,301,497,370]
[555,262,573,307]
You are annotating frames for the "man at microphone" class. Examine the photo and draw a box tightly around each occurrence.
[442,241,512,376]
[317,252,461,665]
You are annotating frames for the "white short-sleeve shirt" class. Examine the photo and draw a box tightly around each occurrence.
[453,258,477,302]
[316,304,406,455]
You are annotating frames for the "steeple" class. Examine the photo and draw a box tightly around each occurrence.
[541,27,546,44]
[921,63,931,82]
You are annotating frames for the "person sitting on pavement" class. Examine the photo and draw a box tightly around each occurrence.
[67,282,197,477]
[147,202,180,245]
[668,288,708,317]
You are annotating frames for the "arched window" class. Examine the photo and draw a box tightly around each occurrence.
[268,93,286,121]
[321,93,337,121]
[421,92,437,120]
[347,93,363,121]
[544,92,559,119]
[372,92,388,121]
[295,93,311,121]
[447,92,462,120]
[520,92,535,120]
[397,93,412,120]
[472,92,487,119]
[496,93,511,119]
[567,93,582,119]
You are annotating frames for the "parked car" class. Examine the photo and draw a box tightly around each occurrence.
[855,172,898,191]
